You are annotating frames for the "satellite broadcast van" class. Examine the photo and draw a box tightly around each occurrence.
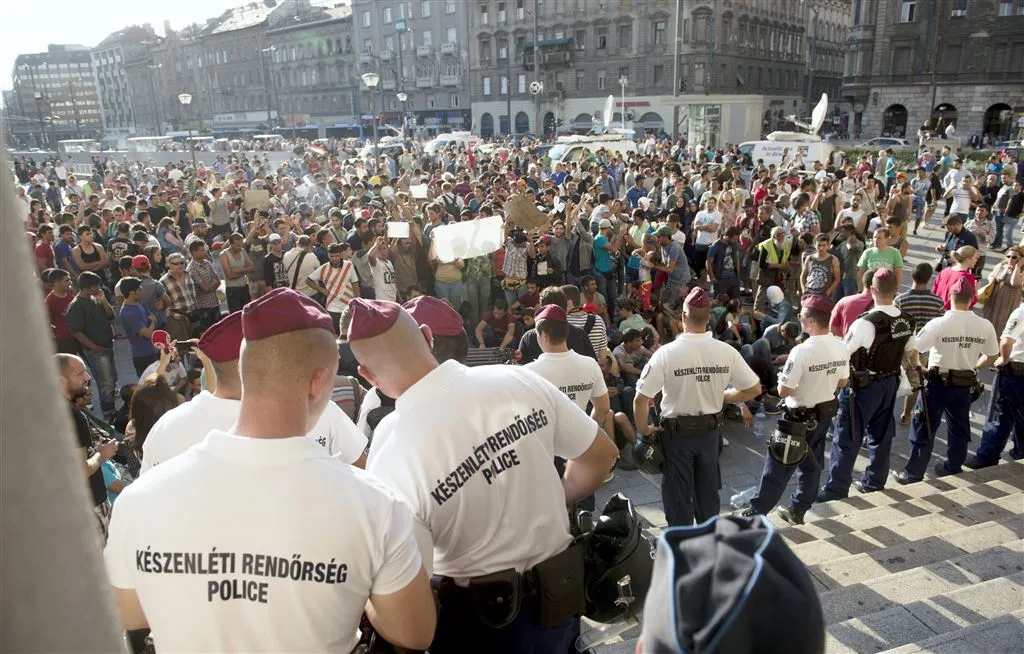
[739,94,835,170]
[548,95,638,164]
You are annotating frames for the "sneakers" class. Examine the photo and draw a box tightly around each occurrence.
[853,480,881,494]
[892,470,918,485]
[776,506,804,525]
[732,507,757,518]
[722,435,731,447]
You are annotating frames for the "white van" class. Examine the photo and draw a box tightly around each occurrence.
[424,131,478,156]
[738,134,835,170]
[547,133,638,164]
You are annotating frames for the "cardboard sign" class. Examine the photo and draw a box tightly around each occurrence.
[432,216,503,263]
[410,184,430,199]
[386,222,410,239]
[244,189,271,210]
[505,193,549,230]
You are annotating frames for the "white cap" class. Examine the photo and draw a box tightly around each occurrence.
[268,233,282,243]
[766,286,784,305]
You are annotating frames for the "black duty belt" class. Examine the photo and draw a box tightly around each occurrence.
[661,412,724,435]
[927,368,976,388]
[851,369,899,389]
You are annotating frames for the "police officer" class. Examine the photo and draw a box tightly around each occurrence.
[104,288,436,652]
[820,268,915,500]
[348,298,619,652]
[740,294,849,525]
[967,301,1024,469]
[633,287,762,526]
[897,277,998,482]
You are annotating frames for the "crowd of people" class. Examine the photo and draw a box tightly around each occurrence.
[19,130,1024,653]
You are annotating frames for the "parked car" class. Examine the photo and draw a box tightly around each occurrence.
[857,137,913,150]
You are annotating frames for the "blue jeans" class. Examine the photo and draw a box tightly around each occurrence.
[975,371,1024,465]
[83,346,117,414]
[832,279,858,303]
[1002,214,1019,250]
[434,280,465,312]
[503,282,528,307]
[991,210,1006,249]
[594,270,616,317]
[464,277,492,326]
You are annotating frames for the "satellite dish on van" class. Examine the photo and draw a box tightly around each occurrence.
[603,95,614,130]
[787,94,828,136]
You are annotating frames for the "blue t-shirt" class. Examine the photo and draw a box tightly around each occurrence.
[593,235,613,274]
[101,460,122,504]
[119,303,157,358]
[54,240,77,272]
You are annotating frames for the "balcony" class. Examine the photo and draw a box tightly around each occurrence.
[440,74,460,87]
[417,45,433,57]
[359,53,374,65]
[382,79,397,90]
[380,50,393,61]
[440,42,457,55]
[416,75,435,88]
[521,50,573,67]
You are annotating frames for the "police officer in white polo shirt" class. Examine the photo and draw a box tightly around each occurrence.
[104,288,436,653]
[740,294,849,525]
[898,277,999,482]
[633,287,762,526]
[141,312,368,472]
[348,298,619,653]
[969,300,1024,468]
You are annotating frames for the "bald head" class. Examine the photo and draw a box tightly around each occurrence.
[348,308,436,399]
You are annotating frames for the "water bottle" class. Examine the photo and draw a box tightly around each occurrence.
[752,409,768,440]
[730,486,758,509]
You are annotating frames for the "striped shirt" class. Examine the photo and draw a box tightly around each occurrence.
[567,310,609,353]
[895,289,945,332]
[308,261,357,313]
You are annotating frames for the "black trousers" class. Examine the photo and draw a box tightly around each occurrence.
[225,285,251,313]
[661,430,721,526]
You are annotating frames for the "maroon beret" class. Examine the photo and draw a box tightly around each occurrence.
[684,287,710,309]
[403,295,464,337]
[346,298,402,342]
[873,268,896,284]
[535,304,568,323]
[801,294,834,314]
[198,311,244,362]
[241,288,333,341]
[950,275,976,295]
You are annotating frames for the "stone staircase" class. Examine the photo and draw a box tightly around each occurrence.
[593,461,1024,653]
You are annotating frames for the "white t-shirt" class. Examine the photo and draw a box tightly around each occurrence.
[308,261,357,313]
[140,359,188,390]
[141,392,367,473]
[371,256,397,301]
[282,248,320,297]
[1004,306,1024,362]
[526,350,608,411]
[914,309,998,372]
[845,305,918,355]
[838,207,867,232]
[367,360,598,580]
[778,334,850,409]
[105,431,421,653]
[949,186,973,216]
[636,331,760,416]
[693,210,721,246]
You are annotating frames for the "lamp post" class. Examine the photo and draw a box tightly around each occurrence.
[261,46,277,130]
[177,93,199,179]
[361,72,380,171]
[618,76,628,129]
[147,64,163,136]
[33,91,48,149]
[396,92,408,137]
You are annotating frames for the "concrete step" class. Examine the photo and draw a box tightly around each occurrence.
[825,573,1024,653]
[882,608,1024,654]
[818,539,1024,626]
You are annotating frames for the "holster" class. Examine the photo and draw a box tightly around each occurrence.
[927,368,976,388]
[851,370,873,390]
[527,543,586,628]
[467,569,522,629]
[815,398,840,424]
[661,412,724,436]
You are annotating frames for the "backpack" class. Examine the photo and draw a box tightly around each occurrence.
[366,388,397,433]
[331,376,366,422]
[440,193,460,220]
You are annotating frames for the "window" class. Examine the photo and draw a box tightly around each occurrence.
[498,39,508,59]
[575,29,585,50]
[483,76,491,95]
[618,22,632,50]
[500,75,508,94]
[384,7,393,23]
[447,27,457,44]
[385,35,395,51]
[422,31,433,46]
[364,39,374,53]
[576,69,585,90]
[694,13,708,43]
[516,0,524,19]
[951,0,967,16]
[518,74,526,93]
[451,94,460,107]
[499,2,507,22]
[446,0,456,13]
[362,10,371,27]
[597,69,606,89]
[480,4,488,24]
[480,38,492,63]
[899,0,915,22]
[597,27,608,50]
[654,20,666,45]
[653,64,664,84]
[420,1,430,16]
[427,96,436,108]
[892,46,912,74]
[998,0,1024,15]
[942,44,962,71]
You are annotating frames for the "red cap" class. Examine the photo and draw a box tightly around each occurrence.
[131,255,150,270]
[535,304,568,323]
[684,287,710,309]
[241,288,334,341]
[346,298,402,342]
[151,329,171,350]
[582,303,598,314]
[950,275,976,295]
[873,268,896,284]
[403,295,464,337]
[801,294,834,314]
[211,241,225,252]
[198,311,244,362]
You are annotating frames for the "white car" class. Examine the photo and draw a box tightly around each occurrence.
[857,137,912,150]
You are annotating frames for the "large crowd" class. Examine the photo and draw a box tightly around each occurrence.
[16,130,1024,653]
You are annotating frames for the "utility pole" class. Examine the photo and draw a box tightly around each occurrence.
[928,0,941,126]
[260,46,275,130]
[506,39,512,136]
[672,0,680,139]
[397,19,407,134]
[705,13,714,95]
[533,0,540,137]
[806,5,819,115]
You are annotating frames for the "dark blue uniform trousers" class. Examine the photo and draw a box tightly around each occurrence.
[751,415,830,518]
[824,377,899,496]
[431,594,578,654]
[662,430,720,526]
[975,372,1024,466]
[903,382,972,479]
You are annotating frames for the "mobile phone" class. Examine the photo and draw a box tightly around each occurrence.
[175,339,198,354]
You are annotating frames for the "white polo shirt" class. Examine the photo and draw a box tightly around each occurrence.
[778,334,850,409]
[526,350,608,411]
[141,392,367,473]
[367,360,598,580]
[105,431,421,653]
[1004,306,1024,362]
[914,309,998,372]
[635,331,759,417]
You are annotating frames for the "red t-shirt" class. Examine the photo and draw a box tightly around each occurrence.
[517,291,540,308]
[35,241,55,269]
[830,292,874,339]
[483,311,517,334]
[45,291,74,339]
[932,267,977,311]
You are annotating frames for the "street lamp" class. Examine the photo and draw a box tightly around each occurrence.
[396,92,408,137]
[33,91,49,149]
[618,77,629,129]
[177,93,199,180]
[261,46,277,130]
[361,72,380,171]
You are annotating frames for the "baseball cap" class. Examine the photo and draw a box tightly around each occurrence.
[130,255,151,270]
[268,233,282,243]
[598,219,613,229]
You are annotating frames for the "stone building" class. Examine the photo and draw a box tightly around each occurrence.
[841,0,1024,142]
[91,25,161,145]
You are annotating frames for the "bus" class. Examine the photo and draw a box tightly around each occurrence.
[126,136,174,153]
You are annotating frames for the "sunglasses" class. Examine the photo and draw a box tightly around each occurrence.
[1008,255,1019,260]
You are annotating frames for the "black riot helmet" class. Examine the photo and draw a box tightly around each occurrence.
[578,494,656,624]
[632,434,664,475]
[767,419,809,466]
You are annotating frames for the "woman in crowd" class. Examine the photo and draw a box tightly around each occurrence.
[932,245,980,310]
[982,246,1024,335]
